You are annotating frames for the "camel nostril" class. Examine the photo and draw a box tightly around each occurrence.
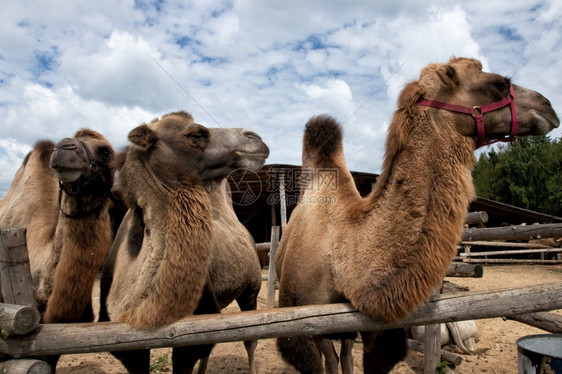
[243,131,262,141]
[58,143,78,151]
[55,138,79,151]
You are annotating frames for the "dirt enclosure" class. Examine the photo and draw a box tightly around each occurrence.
[55,264,562,373]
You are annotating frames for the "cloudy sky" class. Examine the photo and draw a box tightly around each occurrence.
[1,0,561,196]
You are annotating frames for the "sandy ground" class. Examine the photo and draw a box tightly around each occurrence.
[55,264,562,373]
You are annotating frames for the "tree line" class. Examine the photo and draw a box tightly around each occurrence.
[472,136,562,217]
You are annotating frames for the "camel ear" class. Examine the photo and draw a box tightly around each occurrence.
[128,124,158,151]
[437,65,459,88]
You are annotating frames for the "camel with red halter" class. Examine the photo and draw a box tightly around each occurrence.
[275,57,559,374]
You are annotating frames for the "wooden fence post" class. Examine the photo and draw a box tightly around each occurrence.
[423,288,442,373]
[0,227,48,372]
[0,226,37,309]
[279,173,287,229]
[266,226,280,308]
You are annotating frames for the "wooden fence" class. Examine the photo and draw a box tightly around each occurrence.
[458,222,562,264]
[1,225,562,374]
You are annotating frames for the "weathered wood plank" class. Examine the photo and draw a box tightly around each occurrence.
[446,263,483,278]
[0,359,51,374]
[408,339,462,367]
[459,248,562,257]
[0,303,40,336]
[462,258,561,264]
[0,226,37,309]
[255,242,270,252]
[0,282,560,358]
[464,211,488,225]
[459,241,550,248]
[506,312,562,333]
[462,223,562,242]
[266,226,280,308]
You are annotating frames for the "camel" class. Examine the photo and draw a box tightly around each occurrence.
[0,129,116,369]
[0,129,115,321]
[275,57,559,374]
[98,111,268,374]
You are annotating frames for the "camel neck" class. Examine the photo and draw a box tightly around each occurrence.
[337,114,476,323]
[114,179,214,328]
[58,185,109,219]
[44,199,112,323]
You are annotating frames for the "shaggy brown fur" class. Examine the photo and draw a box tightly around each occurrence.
[202,178,262,373]
[100,111,268,373]
[0,130,115,323]
[276,57,559,373]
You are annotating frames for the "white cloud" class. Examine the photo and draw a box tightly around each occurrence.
[0,138,32,196]
[299,79,352,104]
[0,0,561,197]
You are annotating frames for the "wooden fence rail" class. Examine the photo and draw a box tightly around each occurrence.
[0,281,560,358]
[462,222,562,242]
[1,224,561,374]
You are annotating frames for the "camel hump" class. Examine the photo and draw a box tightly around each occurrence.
[303,115,343,168]
[35,140,56,160]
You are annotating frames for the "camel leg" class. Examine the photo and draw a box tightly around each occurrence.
[243,340,258,374]
[236,285,260,374]
[277,335,323,374]
[196,356,209,374]
[360,328,407,374]
[112,349,150,374]
[172,345,215,374]
[340,338,354,374]
[44,355,60,373]
[43,300,96,372]
[316,338,339,374]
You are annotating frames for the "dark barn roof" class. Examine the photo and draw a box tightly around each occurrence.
[227,164,562,243]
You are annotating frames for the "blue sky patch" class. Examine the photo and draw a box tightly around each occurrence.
[498,26,522,42]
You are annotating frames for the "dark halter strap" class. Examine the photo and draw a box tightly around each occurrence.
[57,139,108,219]
[418,84,517,148]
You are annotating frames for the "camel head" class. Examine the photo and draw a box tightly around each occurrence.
[126,111,269,187]
[414,57,559,147]
[50,129,116,192]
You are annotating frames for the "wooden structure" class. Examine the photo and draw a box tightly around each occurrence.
[1,283,561,357]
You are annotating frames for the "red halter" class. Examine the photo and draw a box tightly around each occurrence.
[418,84,517,148]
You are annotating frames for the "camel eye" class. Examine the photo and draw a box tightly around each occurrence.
[187,128,209,141]
[98,146,112,160]
[186,129,209,148]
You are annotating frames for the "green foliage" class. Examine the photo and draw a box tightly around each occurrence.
[472,136,562,217]
[436,360,450,374]
[150,353,171,373]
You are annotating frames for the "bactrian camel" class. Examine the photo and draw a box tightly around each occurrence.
[275,57,559,373]
[0,129,116,370]
[99,111,269,374]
